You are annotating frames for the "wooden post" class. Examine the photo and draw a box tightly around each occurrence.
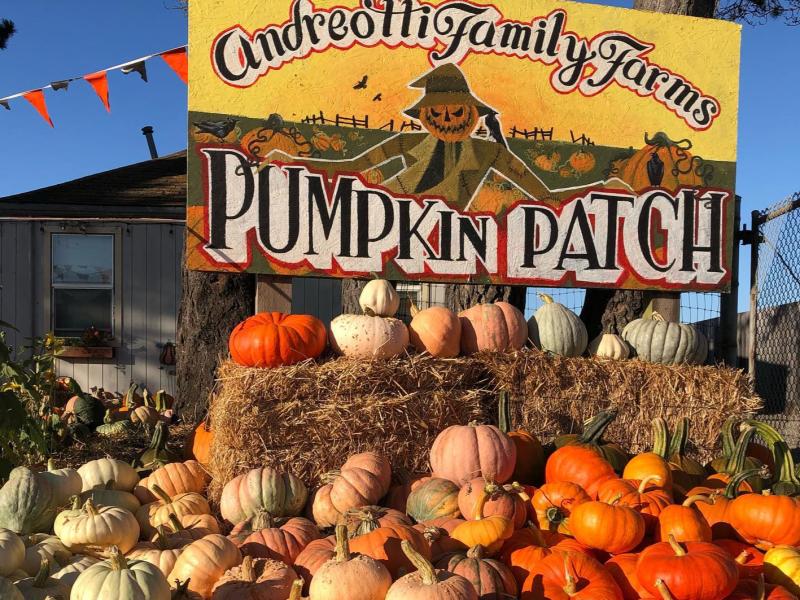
[255,275,293,313]
[718,196,741,366]
[748,210,761,379]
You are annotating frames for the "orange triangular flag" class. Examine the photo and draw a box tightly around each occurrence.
[84,71,110,112]
[22,89,53,127]
[161,48,187,83]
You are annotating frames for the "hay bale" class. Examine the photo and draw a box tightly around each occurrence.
[207,350,761,502]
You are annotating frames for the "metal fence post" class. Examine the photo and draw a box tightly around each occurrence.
[748,209,761,379]
[719,196,741,366]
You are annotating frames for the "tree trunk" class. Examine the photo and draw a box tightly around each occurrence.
[582,0,715,337]
[341,279,368,314]
[176,267,255,419]
[444,284,527,313]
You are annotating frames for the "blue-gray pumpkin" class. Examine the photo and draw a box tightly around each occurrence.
[622,312,708,365]
[0,467,58,534]
[527,294,588,357]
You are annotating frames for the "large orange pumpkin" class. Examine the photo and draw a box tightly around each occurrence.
[545,445,617,499]
[521,550,623,599]
[500,525,586,588]
[458,302,527,354]
[619,132,709,192]
[728,493,800,549]
[348,521,431,579]
[229,312,327,368]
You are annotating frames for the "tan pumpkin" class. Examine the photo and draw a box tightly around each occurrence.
[308,523,391,600]
[234,513,320,565]
[80,480,141,514]
[385,540,478,600]
[56,499,139,557]
[211,555,298,599]
[168,534,242,600]
[77,458,139,492]
[329,314,409,359]
[71,546,170,600]
[20,534,71,576]
[311,452,391,528]
[127,528,185,577]
[408,304,461,358]
[359,279,400,317]
[135,484,211,538]
[588,332,631,360]
[0,528,25,577]
[134,460,210,504]
[159,513,222,546]
[50,554,99,590]
[458,302,527,354]
[220,467,307,525]
[13,557,70,600]
[430,423,516,486]
[40,460,82,507]
[130,389,159,426]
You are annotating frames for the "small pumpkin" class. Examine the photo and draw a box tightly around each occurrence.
[349,520,431,580]
[56,498,140,557]
[229,312,328,368]
[623,450,673,492]
[160,513,222,546]
[450,490,513,556]
[71,546,170,600]
[211,555,299,600]
[134,460,210,505]
[664,417,708,497]
[588,332,630,360]
[764,546,800,596]
[620,131,707,192]
[408,304,461,358]
[184,415,214,466]
[168,534,242,600]
[528,293,588,357]
[458,302,527,354]
[406,478,461,523]
[552,409,630,474]
[80,480,141,515]
[499,525,585,589]
[77,458,139,493]
[530,481,590,535]
[220,467,307,525]
[127,528,185,578]
[656,495,712,543]
[622,311,708,365]
[13,557,70,600]
[715,538,765,581]
[50,554,99,591]
[385,540,477,600]
[457,479,528,530]
[95,409,132,438]
[130,388,159,427]
[569,499,646,554]
[359,279,400,317]
[341,505,412,538]
[606,553,649,600]
[0,528,25,577]
[308,523,391,600]
[20,534,71,576]
[498,391,544,485]
[233,512,320,565]
[437,544,517,599]
[135,484,211,539]
[616,475,673,534]
[430,423,516,487]
[414,517,467,562]
[329,313,409,359]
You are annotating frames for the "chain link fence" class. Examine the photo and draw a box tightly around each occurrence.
[751,192,800,446]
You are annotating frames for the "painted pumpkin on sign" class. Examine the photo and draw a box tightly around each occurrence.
[620,131,711,192]
[420,104,479,142]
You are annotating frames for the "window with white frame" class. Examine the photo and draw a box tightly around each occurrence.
[51,233,115,337]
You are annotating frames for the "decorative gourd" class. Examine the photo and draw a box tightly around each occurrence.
[569,499,645,554]
[588,332,630,360]
[130,389,159,427]
[134,460,210,505]
[95,409,132,438]
[544,444,617,499]
[450,491,513,556]
[498,392,544,485]
[430,423,516,487]
[329,314,409,359]
[0,467,58,534]
[229,312,328,368]
[220,467,307,525]
[168,534,242,600]
[385,540,477,600]
[635,535,739,600]
[77,458,139,492]
[359,279,400,317]
[0,576,23,600]
[311,453,391,528]
[406,478,461,523]
[308,524,391,600]
[211,555,299,599]
[0,528,25,576]
[136,485,211,538]
[437,545,517,599]
[184,415,214,466]
[71,546,170,600]
[127,528,185,577]
[521,551,623,599]
[528,293,588,357]
[348,520,431,580]
[234,512,320,565]
[408,304,461,358]
[531,482,591,535]
[20,534,71,576]
[50,555,99,591]
[552,409,629,474]
[133,421,182,472]
[40,461,81,507]
[457,479,528,530]
[57,498,140,557]
[622,312,708,365]
[293,536,335,593]
[13,557,70,600]
[656,495,712,543]
[458,302,527,354]
[606,553,649,600]
[764,546,800,596]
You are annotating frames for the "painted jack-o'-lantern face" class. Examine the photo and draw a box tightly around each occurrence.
[420,104,479,142]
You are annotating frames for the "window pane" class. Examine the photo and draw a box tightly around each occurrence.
[52,234,113,285]
[53,289,113,336]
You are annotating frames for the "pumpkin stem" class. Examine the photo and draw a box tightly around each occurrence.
[251,510,275,531]
[409,300,420,318]
[125,382,139,408]
[33,557,50,587]
[507,481,530,502]
[668,417,690,458]
[719,417,738,463]
[562,555,578,595]
[651,418,670,458]
[241,555,256,583]
[578,409,618,445]
[153,525,171,549]
[654,578,676,600]
[334,523,351,563]
[724,424,755,476]
[46,458,56,472]
[667,535,687,557]
[637,475,661,494]
[771,440,800,495]
[167,512,184,533]
[150,483,173,505]
[172,579,192,599]
[401,540,438,586]
[538,293,554,305]
[723,468,763,499]
[681,494,711,507]
[756,574,767,600]
[650,311,666,322]
[545,506,566,528]
[466,545,485,559]
[108,546,127,571]
[288,579,304,600]
[473,490,488,521]
[498,391,512,434]
[83,497,98,516]
[735,549,752,565]
[67,495,80,510]
[103,409,113,425]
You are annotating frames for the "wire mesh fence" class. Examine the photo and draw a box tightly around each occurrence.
[752,192,800,446]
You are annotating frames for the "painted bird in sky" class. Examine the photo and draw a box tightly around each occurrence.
[373,93,382,101]
[193,118,238,141]
[353,75,368,90]
[484,110,508,149]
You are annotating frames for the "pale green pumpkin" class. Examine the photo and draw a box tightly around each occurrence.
[528,294,588,357]
[219,467,308,524]
[77,458,139,493]
[71,546,170,600]
[13,557,70,600]
[0,468,58,535]
[622,312,708,365]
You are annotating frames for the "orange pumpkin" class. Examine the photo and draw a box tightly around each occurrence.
[606,553,648,600]
[728,493,800,549]
[499,525,586,588]
[715,538,765,580]
[521,551,624,599]
[458,478,528,530]
[616,476,673,534]
[568,149,597,174]
[167,534,242,600]
[531,482,591,535]
[545,444,617,499]
[569,499,646,554]
[384,540,477,600]
[437,545,517,599]
[457,302,527,354]
[184,416,213,466]
[210,555,299,599]
[408,304,461,358]
[623,452,673,492]
[349,521,431,579]
[292,535,335,593]
[620,132,708,192]
[657,495,713,543]
[134,460,210,504]
[231,512,320,565]
[498,391,544,485]
[414,517,467,562]
[450,491,514,556]
[228,312,327,368]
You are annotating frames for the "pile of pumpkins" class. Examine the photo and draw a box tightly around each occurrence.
[1,406,799,599]
[229,278,708,368]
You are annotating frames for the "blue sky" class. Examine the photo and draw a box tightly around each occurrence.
[0,0,797,313]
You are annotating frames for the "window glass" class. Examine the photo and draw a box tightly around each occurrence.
[53,289,113,336]
[52,234,113,285]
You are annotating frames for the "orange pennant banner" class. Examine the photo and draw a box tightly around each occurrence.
[22,89,53,127]
[161,48,188,83]
[84,71,110,112]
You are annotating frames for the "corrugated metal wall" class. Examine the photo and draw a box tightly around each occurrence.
[0,221,183,396]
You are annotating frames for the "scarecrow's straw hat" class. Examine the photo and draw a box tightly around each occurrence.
[404,63,492,119]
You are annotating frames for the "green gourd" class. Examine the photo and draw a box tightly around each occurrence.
[96,410,132,438]
[132,422,180,472]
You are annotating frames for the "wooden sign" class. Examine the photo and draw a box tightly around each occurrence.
[187,0,740,292]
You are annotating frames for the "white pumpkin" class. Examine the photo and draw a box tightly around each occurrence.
[528,294,588,357]
[40,460,82,507]
[14,557,70,600]
[77,458,139,493]
[329,314,409,359]
[70,547,170,600]
[21,535,71,576]
[0,528,25,577]
[56,499,139,557]
[588,333,630,360]
[51,555,99,591]
[359,279,400,317]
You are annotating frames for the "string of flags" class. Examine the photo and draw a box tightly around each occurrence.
[0,46,187,127]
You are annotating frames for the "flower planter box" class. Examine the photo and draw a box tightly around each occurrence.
[57,346,114,359]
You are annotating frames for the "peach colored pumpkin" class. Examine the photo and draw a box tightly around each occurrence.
[136,484,211,538]
[127,531,185,578]
[211,555,298,600]
[430,423,516,486]
[385,540,478,600]
[160,513,222,545]
[233,513,320,565]
[409,305,462,358]
[458,302,527,354]
[349,521,432,580]
[134,460,210,504]
[329,314,409,359]
[168,534,242,600]
[293,536,335,593]
[457,479,529,529]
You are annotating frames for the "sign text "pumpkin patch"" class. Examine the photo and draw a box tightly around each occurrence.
[199,150,729,289]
